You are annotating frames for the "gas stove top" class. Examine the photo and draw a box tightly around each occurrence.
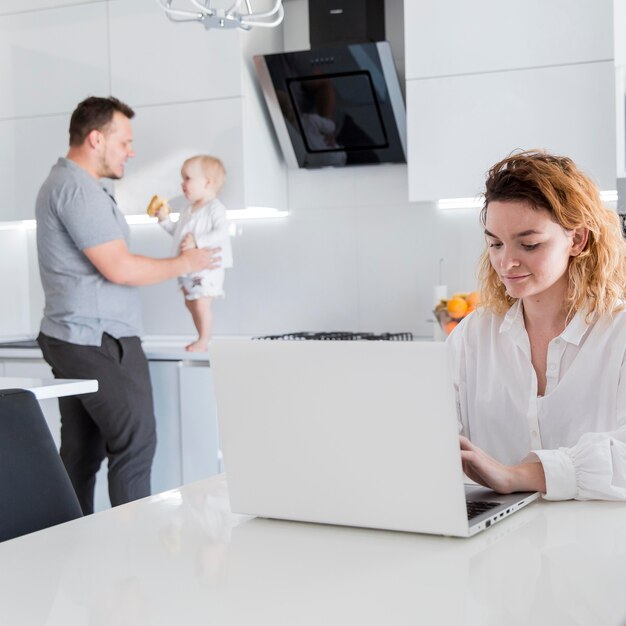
[253,331,414,341]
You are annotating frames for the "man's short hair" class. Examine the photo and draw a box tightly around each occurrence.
[69,96,135,147]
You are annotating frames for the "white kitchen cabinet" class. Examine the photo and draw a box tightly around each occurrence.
[404,0,616,202]
[405,0,613,81]
[407,61,616,201]
[0,229,31,331]
[615,1,626,179]
[0,3,109,119]
[149,359,220,494]
[0,0,101,14]
[615,0,626,67]
[108,0,243,105]
[0,114,69,221]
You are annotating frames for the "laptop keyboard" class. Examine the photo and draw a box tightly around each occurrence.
[466,500,500,520]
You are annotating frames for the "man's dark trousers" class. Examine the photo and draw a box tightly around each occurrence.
[38,332,156,514]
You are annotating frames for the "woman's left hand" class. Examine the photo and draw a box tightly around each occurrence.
[460,436,546,494]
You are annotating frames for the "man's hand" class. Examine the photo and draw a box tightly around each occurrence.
[179,246,221,274]
[460,436,546,494]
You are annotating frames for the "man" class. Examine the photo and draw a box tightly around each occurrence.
[35,96,219,514]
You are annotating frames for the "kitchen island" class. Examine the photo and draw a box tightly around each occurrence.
[1,473,624,625]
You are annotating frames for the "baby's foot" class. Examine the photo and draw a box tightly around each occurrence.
[185,340,209,352]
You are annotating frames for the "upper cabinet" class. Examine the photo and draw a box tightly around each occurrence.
[0,3,109,222]
[405,0,616,201]
[0,0,286,221]
[407,62,616,200]
[405,0,613,80]
[615,0,626,66]
[615,0,626,180]
[0,3,109,119]
[0,0,100,15]
[108,0,244,105]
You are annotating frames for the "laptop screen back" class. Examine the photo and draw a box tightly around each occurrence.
[209,339,469,536]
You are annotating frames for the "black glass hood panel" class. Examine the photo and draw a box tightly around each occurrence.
[254,42,406,169]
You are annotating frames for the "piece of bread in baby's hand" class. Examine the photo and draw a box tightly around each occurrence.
[146,194,170,218]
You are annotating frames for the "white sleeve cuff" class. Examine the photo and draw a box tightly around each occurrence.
[532,448,578,500]
[159,218,175,234]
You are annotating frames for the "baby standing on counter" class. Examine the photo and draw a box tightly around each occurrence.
[154,155,233,352]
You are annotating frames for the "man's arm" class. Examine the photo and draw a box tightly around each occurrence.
[83,239,220,286]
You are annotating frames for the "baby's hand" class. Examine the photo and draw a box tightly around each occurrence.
[156,206,170,222]
[180,233,197,251]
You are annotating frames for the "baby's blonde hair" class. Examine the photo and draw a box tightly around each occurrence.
[184,155,226,193]
[478,150,626,321]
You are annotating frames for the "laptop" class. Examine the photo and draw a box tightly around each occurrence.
[209,339,539,537]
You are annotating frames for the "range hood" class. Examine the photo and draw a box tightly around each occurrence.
[255,41,406,169]
[255,1,405,169]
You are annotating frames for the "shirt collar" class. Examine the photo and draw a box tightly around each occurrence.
[499,299,591,346]
[499,299,524,335]
[560,309,591,346]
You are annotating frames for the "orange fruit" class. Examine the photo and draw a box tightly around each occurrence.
[466,304,476,314]
[466,291,479,308]
[443,320,458,335]
[447,296,468,319]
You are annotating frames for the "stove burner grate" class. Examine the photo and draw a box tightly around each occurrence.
[254,331,414,341]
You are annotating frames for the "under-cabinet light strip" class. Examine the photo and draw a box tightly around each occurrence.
[0,207,289,230]
[437,190,619,211]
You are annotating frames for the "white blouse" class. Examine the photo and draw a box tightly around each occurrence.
[447,299,626,501]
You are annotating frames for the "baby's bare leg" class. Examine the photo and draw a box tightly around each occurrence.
[184,296,213,352]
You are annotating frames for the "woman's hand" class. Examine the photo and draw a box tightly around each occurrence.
[460,436,546,494]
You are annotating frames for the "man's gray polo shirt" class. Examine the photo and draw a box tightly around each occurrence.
[36,158,142,346]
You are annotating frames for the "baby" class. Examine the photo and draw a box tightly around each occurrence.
[156,155,233,352]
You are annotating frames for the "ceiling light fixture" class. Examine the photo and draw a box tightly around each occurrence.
[155,0,284,30]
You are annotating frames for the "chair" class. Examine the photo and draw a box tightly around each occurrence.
[0,388,82,542]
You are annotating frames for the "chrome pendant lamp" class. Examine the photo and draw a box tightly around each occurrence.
[155,0,284,30]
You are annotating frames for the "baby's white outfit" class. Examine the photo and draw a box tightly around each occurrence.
[159,198,233,300]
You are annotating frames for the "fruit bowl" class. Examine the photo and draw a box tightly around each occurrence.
[434,291,479,335]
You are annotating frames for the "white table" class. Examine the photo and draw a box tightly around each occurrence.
[1,474,625,626]
[0,376,98,400]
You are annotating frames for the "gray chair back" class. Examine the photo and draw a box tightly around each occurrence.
[0,389,82,542]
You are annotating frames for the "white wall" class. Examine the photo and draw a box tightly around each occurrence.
[1,0,618,340]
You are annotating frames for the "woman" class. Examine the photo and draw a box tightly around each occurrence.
[450,150,626,500]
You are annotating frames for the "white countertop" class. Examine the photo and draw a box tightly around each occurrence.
[0,336,218,362]
[1,474,625,625]
[0,336,433,362]
[0,377,98,399]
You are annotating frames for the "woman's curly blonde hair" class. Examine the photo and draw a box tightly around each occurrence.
[478,150,626,321]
